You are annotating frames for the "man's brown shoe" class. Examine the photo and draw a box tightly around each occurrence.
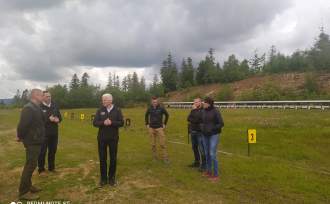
[19,191,40,200]
[30,185,42,193]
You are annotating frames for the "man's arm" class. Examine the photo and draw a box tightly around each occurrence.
[163,108,169,125]
[56,105,62,123]
[214,110,224,130]
[187,110,192,122]
[145,108,150,126]
[93,110,104,127]
[17,107,33,139]
[111,108,124,127]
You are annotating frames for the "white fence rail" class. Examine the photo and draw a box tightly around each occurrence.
[163,100,330,110]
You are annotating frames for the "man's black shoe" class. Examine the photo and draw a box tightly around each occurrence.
[99,180,107,187]
[109,178,117,187]
[188,161,200,168]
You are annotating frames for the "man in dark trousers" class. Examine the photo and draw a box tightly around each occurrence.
[187,97,206,171]
[17,89,45,200]
[145,96,169,163]
[38,90,62,174]
[93,93,124,187]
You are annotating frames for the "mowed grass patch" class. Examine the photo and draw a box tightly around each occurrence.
[0,108,329,203]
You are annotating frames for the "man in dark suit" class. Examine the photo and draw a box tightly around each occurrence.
[93,93,124,187]
[38,90,62,174]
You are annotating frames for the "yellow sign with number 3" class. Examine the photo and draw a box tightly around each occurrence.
[248,129,256,143]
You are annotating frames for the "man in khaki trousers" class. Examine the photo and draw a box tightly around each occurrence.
[145,96,169,163]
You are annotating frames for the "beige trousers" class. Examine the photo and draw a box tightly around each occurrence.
[148,128,168,160]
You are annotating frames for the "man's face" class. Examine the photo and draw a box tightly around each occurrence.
[43,92,51,104]
[35,91,44,103]
[102,96,112,107]
[151,99,158,107]
[203,102,210,109]
[194,98,201,108]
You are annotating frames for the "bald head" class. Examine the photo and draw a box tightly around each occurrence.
[30,89,43,104]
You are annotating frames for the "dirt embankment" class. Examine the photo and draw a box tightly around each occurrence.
[164,72,330,101]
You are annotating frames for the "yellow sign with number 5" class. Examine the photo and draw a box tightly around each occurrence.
[248,129,256,143]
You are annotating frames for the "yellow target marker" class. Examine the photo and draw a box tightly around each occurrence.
[80,113,85,120]
[247,129,256,156]
[64,112,68,118]
[247,129,257,143]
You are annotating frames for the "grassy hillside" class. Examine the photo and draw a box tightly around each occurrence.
[0,108,329,203]
[164,72,330,102]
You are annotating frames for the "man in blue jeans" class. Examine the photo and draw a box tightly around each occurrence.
[187,98,206,171]
[201,97,224,182]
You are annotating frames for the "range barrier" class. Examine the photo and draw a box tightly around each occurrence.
[163,100,330,110]
[62,112,131,128]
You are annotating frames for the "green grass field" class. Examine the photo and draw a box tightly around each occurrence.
[0,108,329,203]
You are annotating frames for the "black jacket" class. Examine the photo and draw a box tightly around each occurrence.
[187,108,203,132]
[93,106,124,141]
[40,102,62,136]
[201,107,224,136]
[17,102,46,145]
[145,105,169,128]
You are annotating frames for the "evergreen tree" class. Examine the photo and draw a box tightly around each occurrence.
[180,57,195,88]
[81,72,90,87]
[249,50,265,73]
[160,53,178,92]
[70,74,80,89]
[196,48,218,84]
[309,27,330,70]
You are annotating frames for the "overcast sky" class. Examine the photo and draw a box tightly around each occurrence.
[0,0,330,98]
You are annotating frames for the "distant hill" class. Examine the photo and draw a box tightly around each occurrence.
[163,72,330,102]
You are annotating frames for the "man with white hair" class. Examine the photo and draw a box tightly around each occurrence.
[17,89,46,200]
[93,93,124,187]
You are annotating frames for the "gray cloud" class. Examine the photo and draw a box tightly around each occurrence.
[0,0,292,82]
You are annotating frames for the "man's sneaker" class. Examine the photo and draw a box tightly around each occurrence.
[99,180,107,187]
[187,161,200,168]
[30,185,42,193]
[109,179,117,187]
[48,169,57,173]
[208,175,219,182]
[19,191,40,200]
[38,170,47,177]
[202,171,212,177]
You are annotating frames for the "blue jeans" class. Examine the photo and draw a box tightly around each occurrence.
[203,134,219,176]
[191,131,206,169]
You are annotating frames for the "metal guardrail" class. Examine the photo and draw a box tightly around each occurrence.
[163,100,330,110]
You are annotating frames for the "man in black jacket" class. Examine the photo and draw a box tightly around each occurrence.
[17,89,45,200]
[145,96,169,163]
[93,93,124,187]
[38,91,62,174]
[187,98,206,170]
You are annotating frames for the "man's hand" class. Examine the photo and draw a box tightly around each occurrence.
[53,117,60,123]
[16,136,21,142]
[163,124,166,129]
[146,125,149,129]
[104,119,112,126]
[49,115,55,122]
[192,104,197,109]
